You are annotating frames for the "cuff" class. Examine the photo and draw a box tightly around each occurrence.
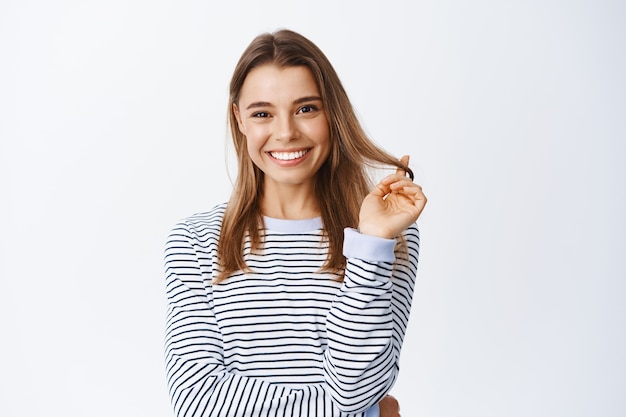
[343,228,396,263]
[365,403,380,417]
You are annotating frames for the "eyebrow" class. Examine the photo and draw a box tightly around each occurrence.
[245,96,323,110]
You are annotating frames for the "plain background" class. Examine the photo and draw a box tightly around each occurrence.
[1,1,624,416]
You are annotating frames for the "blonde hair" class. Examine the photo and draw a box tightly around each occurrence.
[217,29,412,283]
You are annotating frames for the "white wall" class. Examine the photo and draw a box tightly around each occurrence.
[1,1,624,416]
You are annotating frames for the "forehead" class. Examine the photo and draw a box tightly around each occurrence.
[238,64,321,104]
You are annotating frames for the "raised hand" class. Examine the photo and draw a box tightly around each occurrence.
[358,155,427,239]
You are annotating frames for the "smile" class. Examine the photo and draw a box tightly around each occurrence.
[268,149,310,161]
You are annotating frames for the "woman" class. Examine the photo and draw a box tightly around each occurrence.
[164,29,426,417]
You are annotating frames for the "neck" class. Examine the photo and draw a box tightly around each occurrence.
[261,181,319,220]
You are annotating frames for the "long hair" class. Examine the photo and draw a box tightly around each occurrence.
[216,29,412,283]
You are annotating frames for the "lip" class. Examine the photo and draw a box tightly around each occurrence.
[266,148,312,166]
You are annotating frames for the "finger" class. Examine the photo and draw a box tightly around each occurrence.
[399,184,425,199]
[387,181,422,199]
[369,180,393,198]
[381,173,416,186]
[396,155,410,176]
[388,178,419,190]
[403,186,427,208]
[387,183,425,204]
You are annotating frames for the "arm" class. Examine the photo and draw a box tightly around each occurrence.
[165,220,381,417]
[165,221,303,416]
[323,155,425,413]
[322,225,419,413]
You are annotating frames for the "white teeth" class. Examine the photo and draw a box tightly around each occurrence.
[270,150,308,161]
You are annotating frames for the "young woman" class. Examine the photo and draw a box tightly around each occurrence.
[164,29,426,417]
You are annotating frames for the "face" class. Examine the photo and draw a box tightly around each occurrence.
[233,64,331,193]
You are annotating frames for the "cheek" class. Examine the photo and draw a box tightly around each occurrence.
[245,136,258,156]
[244,131,267,165]
[317,122,331,149]
[243,126,261,148]
[244,140,263,170]
[303,118,330,142]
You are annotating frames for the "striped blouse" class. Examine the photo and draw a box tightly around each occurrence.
[164,204,419,416]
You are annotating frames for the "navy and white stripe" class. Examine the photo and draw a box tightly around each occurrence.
[164,203,419,416]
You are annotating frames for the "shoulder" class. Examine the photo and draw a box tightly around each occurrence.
[168,203,227,243]
[182,203,227,230]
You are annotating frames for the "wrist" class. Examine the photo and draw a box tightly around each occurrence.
[357,224,394,239]
[344,228,396,263]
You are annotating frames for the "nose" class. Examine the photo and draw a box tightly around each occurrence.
[274,114,299,142]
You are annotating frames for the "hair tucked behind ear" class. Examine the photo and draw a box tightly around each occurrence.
[216,29,412,283]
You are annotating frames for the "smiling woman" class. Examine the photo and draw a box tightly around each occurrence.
[163,29,426,417]
[233,64,331,200]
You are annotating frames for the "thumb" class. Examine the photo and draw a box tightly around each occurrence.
[396,155,410,176]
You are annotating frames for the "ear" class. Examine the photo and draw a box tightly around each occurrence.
[232,103,246,135]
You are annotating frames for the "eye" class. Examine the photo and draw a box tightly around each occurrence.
[298,105,318,114]
[252,111,270,118]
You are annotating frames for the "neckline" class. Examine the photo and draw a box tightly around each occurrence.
[263,216,323,233]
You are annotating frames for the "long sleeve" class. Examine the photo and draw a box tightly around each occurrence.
[164,207,419,416]
[165,221,321,416]
[323,226,420,413]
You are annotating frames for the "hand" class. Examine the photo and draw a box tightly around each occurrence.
[378,394,401,417]
[358,155,427,239]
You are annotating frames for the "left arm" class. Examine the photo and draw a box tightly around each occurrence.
[323,224,419,413]
[323,155,426,413]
